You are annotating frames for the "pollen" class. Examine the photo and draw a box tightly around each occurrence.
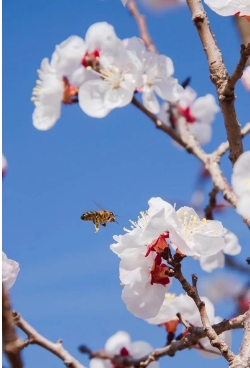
[123,211,149,233]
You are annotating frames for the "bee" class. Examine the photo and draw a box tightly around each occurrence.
[80,209,119,233]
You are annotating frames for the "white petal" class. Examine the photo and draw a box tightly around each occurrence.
[154,78,184,102]
[231,151,250,197]
[199,252,225,272]
[104,87,134,109]
[193,232,226,257]
[158,101,171,126]
[189,122,212,145]
[236,191,250,220]
[241,66,250,91]
[78,79,111,118]
[90,358,111,368]
[178,86,197,109]
[2,252,20,290]
[169,224,195,256]
[190,94,220,124]
[130,341,153,358]
[122,282,167,319]
[85,22,119,51]
[52,35,86,77]
[105,331,131,354]
[110,228,143,256]
[142,90,160,114]
[32,103,61,131]
[223,229,241,255]
[204,0,250,16]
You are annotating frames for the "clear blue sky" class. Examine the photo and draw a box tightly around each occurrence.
[2,0,250,367]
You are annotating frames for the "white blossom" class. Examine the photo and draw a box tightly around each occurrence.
[2,252,20,290]
[198,229,241,272]
[147,293,231,359]
[111,197,227,318]
[146,293,196,325]
[241,66,250,91]
[169,205,227,257]
[31,57,80,131]
[204,0,250,17]
[79,41,142,118]
[90,331,158,368]
[159,86,220,145]
[125,37,183,114]
[231,151,250,220]
[32,23,119,129]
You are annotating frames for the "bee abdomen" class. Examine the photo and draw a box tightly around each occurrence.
[81,212,96,221]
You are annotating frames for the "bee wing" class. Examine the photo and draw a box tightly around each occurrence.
[92,200,105,211]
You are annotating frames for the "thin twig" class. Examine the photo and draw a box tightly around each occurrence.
[213,122,250,158]
[186,0,243,165]
[168,255,236,363]
[235,17,250,63]
[131,98,250,227]
[127,0,158,53]
[13,311,86,368]
[225,255,250,275]
[131,97,186,147]
[230,308,250,368]
[2,284,24,368]
[204,187,219,220]
[225,43,250,94]
[79,313,245,367]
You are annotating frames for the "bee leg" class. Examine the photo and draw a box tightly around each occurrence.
[101,223,106,227]
[94,223,99,233]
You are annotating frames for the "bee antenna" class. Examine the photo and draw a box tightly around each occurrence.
[115,220,119,225]
[114,214,122,218]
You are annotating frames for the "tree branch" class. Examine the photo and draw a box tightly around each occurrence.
[204,187,219,220]
[79,313,245,367]
[186,0,243,165]
[13,311,86,368]
[239,308,250,366]
[2,284,24,368]
[127,0,158,53]
[213,122,250,159]
[225,43,250,94]
[131,98,250,227]
[235,17,250,64]
[131,97,186,147]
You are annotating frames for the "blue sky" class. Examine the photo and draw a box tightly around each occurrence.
[2,0,250,367]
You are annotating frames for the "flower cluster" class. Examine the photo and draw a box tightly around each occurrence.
[90,331,158,368]
[146,293,232,358]
[31,23,183,130]
[110,197,231,319]
[2,252,20,290]
[158,86,220,145]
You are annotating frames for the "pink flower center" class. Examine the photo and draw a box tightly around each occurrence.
[111,347,130,368]
[178,106,196,123]
[145,232,169,257]
[62,77,78,104]
[150,254,170,286]
[81,49,100,68]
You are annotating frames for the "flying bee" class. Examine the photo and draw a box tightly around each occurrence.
[80,209,119,233]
